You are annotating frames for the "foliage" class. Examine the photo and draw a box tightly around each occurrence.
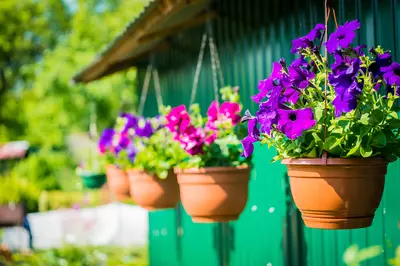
[242,20,400,162]
[0,0,70,140]
[38,191,103,212]
[166,87,251,169]
[389,246,400,265]
[0,0,149,200]
[0,176,41,212]
[134,126,187,179]
[343,244,383,266]
[1,245,148,266]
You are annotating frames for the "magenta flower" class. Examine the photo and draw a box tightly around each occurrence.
[325,20,360,54]
[179,126,204,155]
[277,108,316,140]
[166,105,191,133]
[204,131,217,145]
[219,102,241,125]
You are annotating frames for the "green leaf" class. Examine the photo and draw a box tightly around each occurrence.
[357,245,383,262]
[343,245,359,265]
[347,142,361,157]
[360,145,373,158]
[360,114,369,125]
[323,136,344,155]
[388,119,400,129]
[370,109,384,125]
[371,131,387,148]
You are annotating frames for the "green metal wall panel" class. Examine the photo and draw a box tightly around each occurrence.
[141,0,400,265]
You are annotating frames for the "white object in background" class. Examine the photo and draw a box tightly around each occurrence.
[1,203,148,249]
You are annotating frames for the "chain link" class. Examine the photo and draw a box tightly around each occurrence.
[138,64,152,115]
[209,35,219,103]
[153,68,163,108]
[189,33,208,106]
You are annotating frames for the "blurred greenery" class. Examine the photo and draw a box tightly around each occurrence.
[1,245,148,266]
[0,0,148,210]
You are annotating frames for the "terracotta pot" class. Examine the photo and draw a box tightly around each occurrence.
[0,204,25,227]
[176,166,250,223]
[127,169,180,211]
[105,165,130,197]
[282,157,388,230]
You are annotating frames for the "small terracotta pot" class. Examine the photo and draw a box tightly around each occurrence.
[176,166,250,223]
[127,169,180,211]
[282,157,388,229]
[105,165,130,197]
[0,204,25,227]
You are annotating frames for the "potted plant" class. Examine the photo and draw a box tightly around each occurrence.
[126,112,186,210]
[166,87,251,223]
[98,114,136,199]
[241,20,400,229]
[76,149,106,190]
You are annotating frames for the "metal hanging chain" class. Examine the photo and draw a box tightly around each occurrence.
[138,64,152,115]
[152,68,164,108]
[189,33,208,106]
[210,36,225,88]
[209,35,220,103]
[323,1,330,142]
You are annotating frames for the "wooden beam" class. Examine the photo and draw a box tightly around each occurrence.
[138,11,217,44]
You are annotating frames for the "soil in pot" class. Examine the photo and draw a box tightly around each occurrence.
[176,166,250,223]
[105,165,130,197]
[127,170,180,211]
[283,157,388,230]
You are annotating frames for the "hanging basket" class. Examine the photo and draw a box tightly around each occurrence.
[105,165,130,197]
[126,169,180,211]
[175,166,250,223]
[79,173,106,189]
[282,157,388,229]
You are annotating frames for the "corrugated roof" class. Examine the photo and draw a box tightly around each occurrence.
[72,0,213,84]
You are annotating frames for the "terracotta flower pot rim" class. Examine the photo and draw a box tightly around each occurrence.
[282,156,388,166]
[174,165,250,174]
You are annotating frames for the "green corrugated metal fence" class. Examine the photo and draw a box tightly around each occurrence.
[140,0,400,265]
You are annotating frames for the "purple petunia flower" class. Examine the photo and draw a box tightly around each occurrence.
[276,108,316,140]
[291,24,325,54]
[370,51,392,77]
[325,20,360,54]
[288,57,315,89]
[114,133,131,154]
[329,58,362,117]
[126,142,137,162]
[383,62,400,87]
[282,87,301,105]
[98,128,115,154]
[251,62,284,103]
[135,119,154,138]
[332,81,363,117]
[119,113,138,134]
[256,102,278,134]
[241,117,260,158]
